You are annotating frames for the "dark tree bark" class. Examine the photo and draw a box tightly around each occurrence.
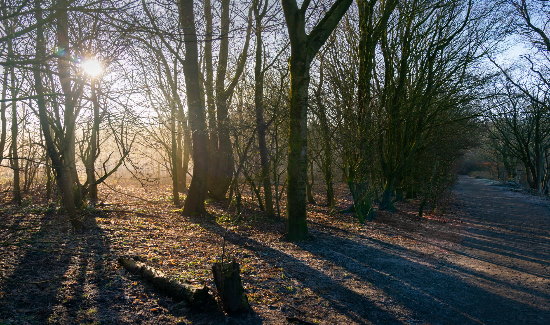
[179,0,209,216]
[203,0,218,176]
[56,0,83,208]
[170,98,180,206]
[33,0,81,229]
[355,1,396,202]
[181,116,191,190]
[207,0,253,200]
[176,113,191,192]
[282,0,352,241]
[313,57,335,207]
[85,80,100,205]
[9,51,21,205]
[253,0,274,217]
[5,25,21,205]
[0,49,7,167]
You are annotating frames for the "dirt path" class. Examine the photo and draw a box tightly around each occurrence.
[234,176,550,324]
[442,176,550,324]
[277,176,550,325]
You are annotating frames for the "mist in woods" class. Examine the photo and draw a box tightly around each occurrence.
[0,0,548,324]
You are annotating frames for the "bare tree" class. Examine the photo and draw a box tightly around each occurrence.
[281,0,352,240]
[178,0,209,216]
[253,0,275,217]
[205,0,253,200]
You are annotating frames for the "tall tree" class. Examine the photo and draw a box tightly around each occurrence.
[0,65,6,167]
[8,37,21,205]
[205,0,253,200]
[6,22,21,205]
[375,0,475,210]
[138,1,193,197]
[253,0,275,217]
[33,0,82,229]
[312,54,335,207]
[281,0,352,240]
[30,0,130,227]
[352,0,396,216]
[56,0,84,206]
[0,1,9,168]
[179,0,209,215]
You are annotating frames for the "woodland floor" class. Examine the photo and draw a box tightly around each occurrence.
[0,175,549,324]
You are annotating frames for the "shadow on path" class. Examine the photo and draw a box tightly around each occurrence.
[187,175,550,324]
[0,211,123,324]
[299,229,549,325]
[188,215,402,324]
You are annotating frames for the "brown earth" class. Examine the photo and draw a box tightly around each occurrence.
[0,175,548,324]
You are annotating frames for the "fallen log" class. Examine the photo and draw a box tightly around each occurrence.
[118,256,214,308]
[212,260,251,314]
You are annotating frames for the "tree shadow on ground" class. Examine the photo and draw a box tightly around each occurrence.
[460,216,550,238]
[187,215,403,324]
[298,229,550,325]
[372,230,550,300]
[188,214,549,324]
[0,210,123,324]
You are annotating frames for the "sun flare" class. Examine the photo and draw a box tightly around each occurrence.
[80,58,103,78]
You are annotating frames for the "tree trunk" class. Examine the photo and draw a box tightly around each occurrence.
[211,97,234,200]
[10,80,21,205]
[56,0,82,208]
[282,0,352,241]
[59,168,80,225]
[179,0,208,216]
[33,0,81,230]
[182,117,191,190]
[254,1,274,217]
[46,156,52,200]
[287,49,310,240]
[176,119,186,192]
[207,0,232,200]
[315,75,335,207]
[170,101,180,206]
[7,33,21,205]
[356,0,397,211]
[203,0,218,184]
[0,54,7,167]
[207,0,252,200]
[86,80,100,205]
[380,179,396,211]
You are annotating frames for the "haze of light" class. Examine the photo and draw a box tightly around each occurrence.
[80,58,103,78]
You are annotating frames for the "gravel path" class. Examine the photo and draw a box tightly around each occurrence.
[444,176,550,324]
[271,176,550,324]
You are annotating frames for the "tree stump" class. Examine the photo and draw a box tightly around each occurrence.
[212,260,251,314]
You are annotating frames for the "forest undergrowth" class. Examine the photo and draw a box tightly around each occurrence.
[0,182,466,324]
